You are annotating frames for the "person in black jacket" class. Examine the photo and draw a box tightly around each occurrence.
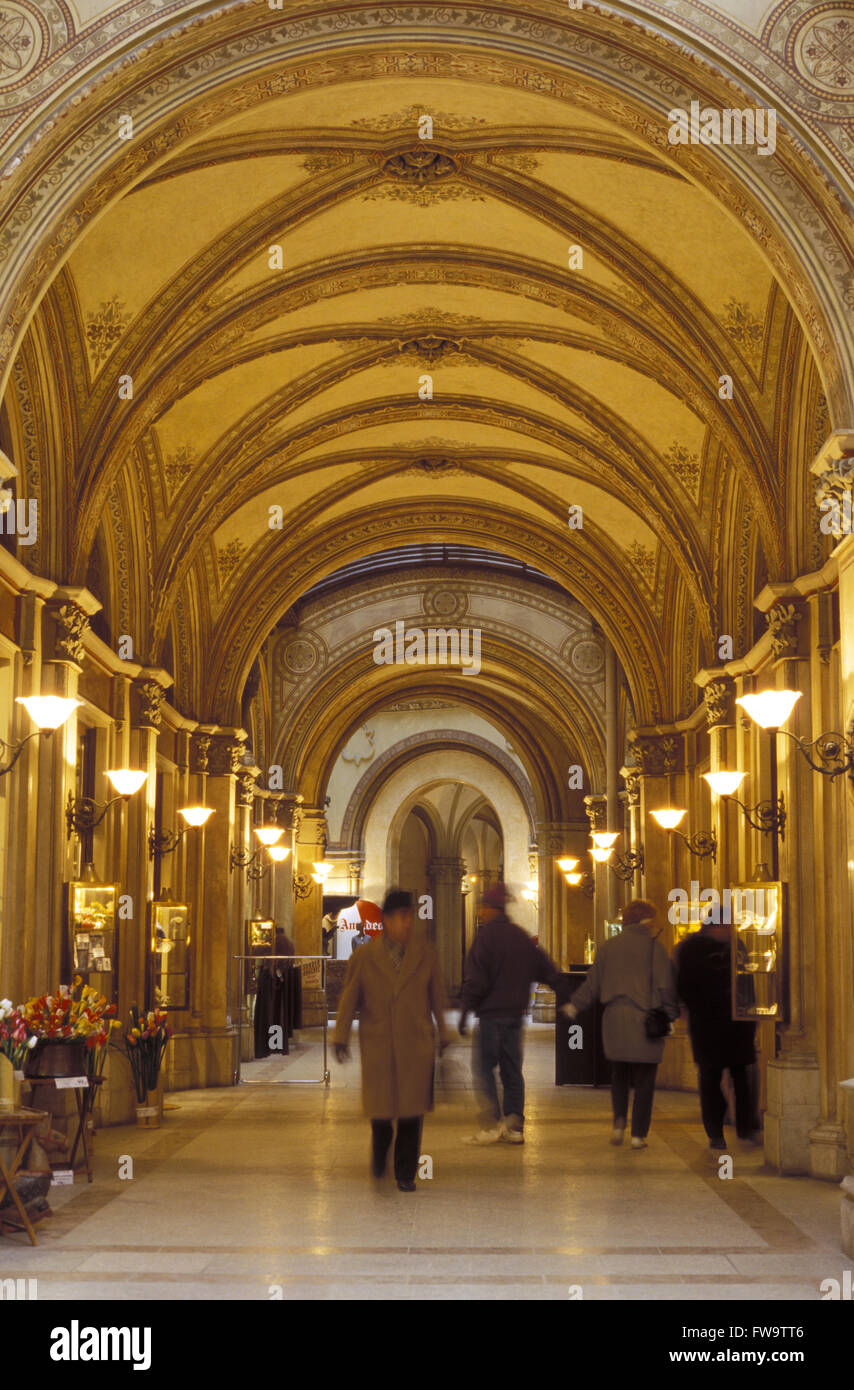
[459,882,564,1145]
[675,911,760,1150]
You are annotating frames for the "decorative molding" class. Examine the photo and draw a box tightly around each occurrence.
[135,679,165,730]
[814,453,854,538]
[207,735,244,777]
[190,732,211,774]
[628,733,683,777]
[52,601,89,664]
[621,767,641,808]
[236,771,257,808]
[766,602,804,659]
[704,679,733,729]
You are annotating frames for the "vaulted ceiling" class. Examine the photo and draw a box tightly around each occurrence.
[1,20,835,731]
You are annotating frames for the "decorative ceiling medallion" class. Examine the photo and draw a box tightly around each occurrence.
[402,456,467,477]
[365,148,481,204]
[276,631,327,681]
[381,149,460,183]
[792,9,854,96]
[422,587,469,624]
[0,3,44,88]
[569,639,605,678]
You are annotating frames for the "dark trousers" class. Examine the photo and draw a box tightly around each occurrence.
[371,1117,423,1182]
[698,1063,759,1140]
[476,1017,524,1127]
[610,1061,658,1138]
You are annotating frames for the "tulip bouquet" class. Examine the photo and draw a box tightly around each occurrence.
[21,979,117,1047]
[0,998,37,1071]
[123,1006,172,1104]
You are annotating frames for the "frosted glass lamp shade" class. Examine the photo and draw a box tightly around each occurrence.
[650,808,686,830]
[267,845,290,863]
[105,769,148,797]
[591,831,619,850]
[254,827,284,847]
[16,696,81,730]
[178,806,214,827]
[736,690,801,729]
[556,858,579,872]
[703,771,746,797]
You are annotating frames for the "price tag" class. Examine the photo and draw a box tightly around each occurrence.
[136,1106,159,1117]
[51,1169,74,1186]
[13,1070,24,1081]
[54,1076,88,1089]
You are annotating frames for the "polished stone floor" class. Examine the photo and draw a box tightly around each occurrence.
[0,1025,847,1300]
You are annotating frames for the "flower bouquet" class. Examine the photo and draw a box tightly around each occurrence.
[21,979,117,1077]
[0,998,37,1071]
[123,1006,171,1124]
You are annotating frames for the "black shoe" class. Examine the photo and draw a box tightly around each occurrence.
[396,1179,416,1192]
[708,1136,726,1151]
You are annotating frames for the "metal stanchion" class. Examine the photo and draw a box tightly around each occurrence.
[234,954,331,1086]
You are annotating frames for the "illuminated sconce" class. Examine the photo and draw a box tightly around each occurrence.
[650,807,717,861]
[66,768,148,840]
[254,826,284,848]
[702,770,786,839]
[311,860,333,886]
[591,831,619,851]
[589,836,644,882]
[149,806,214,860]
[556,858,579,873]
[521,877,538,906]
[267,844,290,864]
[1,696,81,777]
[737,689,853,785]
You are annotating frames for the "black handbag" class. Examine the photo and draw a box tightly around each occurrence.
[644,935,671,1039]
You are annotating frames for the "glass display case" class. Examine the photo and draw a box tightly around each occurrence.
[246,919,274,993]
[730,880,784,1020]
[150,900,190,1011]
[671,898,705,945]
[66,880,119,1003]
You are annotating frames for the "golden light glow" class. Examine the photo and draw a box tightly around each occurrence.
[105,769,148,797]
[556,857,579,872]
[267,844,290,863]
[591,831,619,850]
[736,690,801,729]
[564,872,582,886]
[312,861,332,877]
[650,807,686,830]
[703,770,746,797]
[178,806,214,827]
[590,845,613,863]
[254,826,284,847]
[16,696,81,730]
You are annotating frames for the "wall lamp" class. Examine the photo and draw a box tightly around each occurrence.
[230,827,291,880]
[521,877,538,905]
[563,869,595,899]
[737,690,854,785]
[702,770,786,839]
[293,861,332,900]
[148,806,214,860]
[589,833,644,881]
[66,769,148,839]
[649,807,717,862]
[1,696,80,777]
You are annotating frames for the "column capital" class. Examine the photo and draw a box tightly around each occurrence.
[619,765,640,806]
[236,769,260,808]
[627,731,683,776]
[703,677,735,729]
[534,821,587,853]
[134,676,168,730]
[190,732,211,773]
[49,598,90,667]
[207,732,247,776]
[583,792,607,831]
[763,599,806,661]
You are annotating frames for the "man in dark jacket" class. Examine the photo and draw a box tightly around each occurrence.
[675,912,760,1150]
[459,883,564,1145]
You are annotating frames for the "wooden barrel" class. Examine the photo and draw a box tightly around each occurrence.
[25,1039,88,1077]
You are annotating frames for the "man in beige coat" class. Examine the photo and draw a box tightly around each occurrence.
[334,888,451,1191]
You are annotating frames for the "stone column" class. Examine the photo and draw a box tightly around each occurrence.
[428,855,466,993]
[583,793,609,945]
[628,733,682,936]
[604,640,619,921]
[536,820,589,967]
[195,732,244,1085]
[233,769,258,1020]
[293,803,328,1026]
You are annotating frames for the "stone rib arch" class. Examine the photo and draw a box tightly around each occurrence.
[0,7,850,424]
[338,731,538,851]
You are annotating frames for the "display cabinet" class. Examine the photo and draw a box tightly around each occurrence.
[730,880,785,1021]
[150,900,190,1011]
[246,919,274,993]
[66,880,119,1003]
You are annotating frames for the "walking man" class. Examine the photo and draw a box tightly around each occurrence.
[675,909,761,1149]
[334,889,450,1191]
[459,883,565,1145]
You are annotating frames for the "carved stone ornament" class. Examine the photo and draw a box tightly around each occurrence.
[207,737,244,776]
[403,455,466,477]
[622,769,641,808]
[381,149,461,184]
[766,603,803,659]
[628,733,683,777]
[394,334,465,364]
[136,680,165,730]
[583,797,607,832]
[191,734,211,774]
[704,680,733,729]
[236,772,257,808]
[53,603,89,665]
[814,454,854,539]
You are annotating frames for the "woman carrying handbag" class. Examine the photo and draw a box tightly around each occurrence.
[563,898,680,1148]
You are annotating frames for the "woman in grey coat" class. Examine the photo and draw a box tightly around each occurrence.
[565,898,679,1148]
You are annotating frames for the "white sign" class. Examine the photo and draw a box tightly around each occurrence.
[51,1170,74,1186]
[54,1076,88,1089]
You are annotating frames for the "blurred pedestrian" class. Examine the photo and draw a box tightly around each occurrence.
[563,898,679,1149]
[459,882,565,1145]
[334,888,450,1191]
[675,909,760,1149]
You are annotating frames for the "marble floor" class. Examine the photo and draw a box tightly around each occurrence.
[0,1026,848,1300]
